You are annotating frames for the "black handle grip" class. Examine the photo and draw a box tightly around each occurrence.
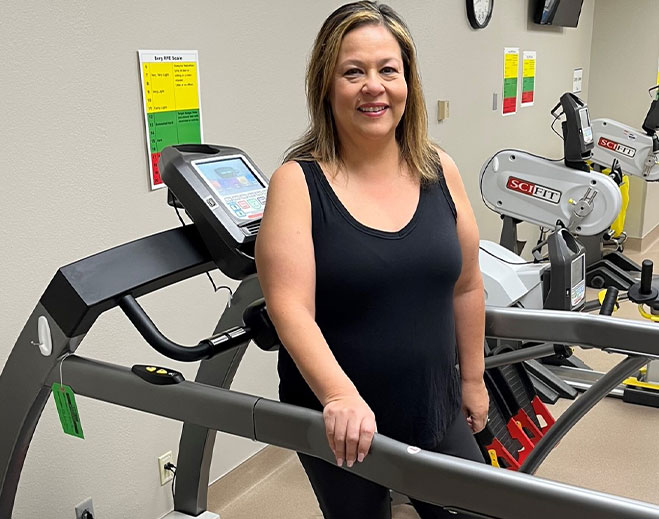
[599,287,619,316]
[641,260,654,295]
[600,286,618,315]
[242,299,280,351]
[118,294,213,362]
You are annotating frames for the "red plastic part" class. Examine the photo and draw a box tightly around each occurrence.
[506,420,535,462]
[531,395,555,433]
[512,409,543,445]
[484,438,521,470]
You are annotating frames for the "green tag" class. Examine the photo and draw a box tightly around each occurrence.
[51,383,84,439]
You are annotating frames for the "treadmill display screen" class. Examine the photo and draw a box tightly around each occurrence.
[194,158,264,197]
[193,156,267,220]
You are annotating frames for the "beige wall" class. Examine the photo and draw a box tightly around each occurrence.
[1,0,633,517]
[588,0,659,238]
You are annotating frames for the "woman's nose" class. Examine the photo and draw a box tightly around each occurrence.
[362,72,385,96]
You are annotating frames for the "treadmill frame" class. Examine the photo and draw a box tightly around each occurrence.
[2,227,659,519]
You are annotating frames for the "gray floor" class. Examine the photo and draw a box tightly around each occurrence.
[207,240,659,518]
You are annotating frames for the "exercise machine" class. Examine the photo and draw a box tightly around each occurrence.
[480,93,619,309]
[479,91,659,398]
[579,85,659,288]
[479,94,605,391]
[3,144,659,518]
[591,85,659,183]
[481,88,659,293]
[480,92,621,257]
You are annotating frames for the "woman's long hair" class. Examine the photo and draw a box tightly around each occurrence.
[284,1,441,183]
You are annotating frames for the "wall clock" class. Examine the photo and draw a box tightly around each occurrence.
[466,0,494,29]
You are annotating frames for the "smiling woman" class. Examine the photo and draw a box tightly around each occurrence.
[255,2,488,518]
[330,25,408,145]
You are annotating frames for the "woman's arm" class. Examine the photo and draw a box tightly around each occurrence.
[255,161,376,466]
[438,151,489,433]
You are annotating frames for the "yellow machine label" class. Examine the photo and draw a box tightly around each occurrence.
[488,449,500,468]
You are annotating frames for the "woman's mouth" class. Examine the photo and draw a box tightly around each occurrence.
[357,104,389,116]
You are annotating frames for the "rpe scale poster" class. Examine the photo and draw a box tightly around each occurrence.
[138,50,204,189]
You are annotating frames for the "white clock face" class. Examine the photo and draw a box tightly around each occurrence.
[474,0,491,25]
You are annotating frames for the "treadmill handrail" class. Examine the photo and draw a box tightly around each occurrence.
[40,355,659,519]
[256,397,659,519]
[486,306,659,356]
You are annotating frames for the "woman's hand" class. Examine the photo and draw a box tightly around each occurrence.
[461,379,489,433]
[323,394,376,468]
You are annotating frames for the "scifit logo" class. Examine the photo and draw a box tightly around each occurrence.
[597,137,636,158]
[506,177,561,204]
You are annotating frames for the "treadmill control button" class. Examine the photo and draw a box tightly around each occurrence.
[131,365,185,385]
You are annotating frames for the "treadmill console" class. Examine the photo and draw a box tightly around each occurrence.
[159,144,268,280]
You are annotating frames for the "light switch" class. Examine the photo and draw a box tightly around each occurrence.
[573,68,583,93]
[437,100,449,121]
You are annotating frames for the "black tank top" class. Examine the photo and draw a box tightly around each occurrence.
[277,160,463,449]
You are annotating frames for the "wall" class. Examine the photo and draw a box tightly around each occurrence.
[588,0,659,239]
[1,1,597,517]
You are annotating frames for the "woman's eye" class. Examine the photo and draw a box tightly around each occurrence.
[344,68,362,76]
[381,66,397,75]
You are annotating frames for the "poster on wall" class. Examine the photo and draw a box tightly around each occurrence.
[521,51,536,107]
[502,48,519,116]
[138,50,204,190]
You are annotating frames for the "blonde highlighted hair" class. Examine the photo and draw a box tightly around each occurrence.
[284,1,441,183]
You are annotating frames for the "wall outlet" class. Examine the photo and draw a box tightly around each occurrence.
[74,497,94,519]
[158,451,174,486]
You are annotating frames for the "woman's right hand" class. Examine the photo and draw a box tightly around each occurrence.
[323,394,376,468]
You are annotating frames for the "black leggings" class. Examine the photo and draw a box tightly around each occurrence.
[298,413,485,519]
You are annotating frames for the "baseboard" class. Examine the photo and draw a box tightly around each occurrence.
[625,223,659,252]
[207,446,294,510]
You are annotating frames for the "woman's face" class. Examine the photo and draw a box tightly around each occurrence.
[329,24,408,146]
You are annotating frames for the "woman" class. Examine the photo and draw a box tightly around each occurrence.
[255,2,488,517]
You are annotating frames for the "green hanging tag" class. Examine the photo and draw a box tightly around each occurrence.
[51,383,84,439]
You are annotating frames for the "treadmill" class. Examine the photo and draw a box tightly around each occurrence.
[2,144,659,519]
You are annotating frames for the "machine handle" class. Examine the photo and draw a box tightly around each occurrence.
[624,259,657,304]
[599,287,619,316]
[119,295,279,361]
[118,294,250,362]
[640,260,654,295]
[242,298,280,351]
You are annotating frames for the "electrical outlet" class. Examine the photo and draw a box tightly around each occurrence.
[158,451,174,486]
[74,497,94,519]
